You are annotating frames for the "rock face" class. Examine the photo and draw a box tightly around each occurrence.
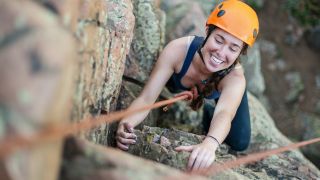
[0,0,135,179]
[241,43,266,98]
[1,0,320,179]
[126,93,320,179]
[70,0,135,145]
[160,0,218,42]
[124,0,165,82]
[306,26,320,50]
[0,1,77,180]
[34,0,135,146]
[60,137,207,180]
[112,0,166,146]
[300,113,320,167]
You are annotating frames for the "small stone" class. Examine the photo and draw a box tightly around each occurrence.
[285,72,304,103]
[298,166,309,173]
[259,39,278,58]
[275,59,286,71]
[160,136,171,147]
[153,134,161,143]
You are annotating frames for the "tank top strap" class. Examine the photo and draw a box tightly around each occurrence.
[176,36,204,79]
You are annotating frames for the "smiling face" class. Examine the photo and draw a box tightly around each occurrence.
[201,27,244,73]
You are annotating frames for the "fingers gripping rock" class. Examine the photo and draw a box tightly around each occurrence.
[127,126,204,170]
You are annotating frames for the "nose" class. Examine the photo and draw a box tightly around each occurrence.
[216,45,228,58]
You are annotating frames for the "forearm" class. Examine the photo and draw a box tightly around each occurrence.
[206,111,233,147]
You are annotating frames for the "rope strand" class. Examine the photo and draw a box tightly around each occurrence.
[0,91,319,178]
[193,137,320,176]
[0,94,190,159]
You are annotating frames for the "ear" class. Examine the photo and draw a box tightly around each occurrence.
[205,26,209,35]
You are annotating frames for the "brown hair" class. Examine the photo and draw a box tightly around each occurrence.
[190,25,248,110]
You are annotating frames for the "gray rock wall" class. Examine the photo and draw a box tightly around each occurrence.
[124,0,166,82]
[34,0,135,146]
[1,0,319,179]
[71,0,135,145]
[0,1,77,179]
[0,0,135,179]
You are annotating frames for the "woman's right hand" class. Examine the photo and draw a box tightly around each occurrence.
[116,122,137,151]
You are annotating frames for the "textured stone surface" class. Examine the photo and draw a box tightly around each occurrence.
[241,43,266,97]
[60,137,207,180]
[157,99,204,134]
[124,0,166,82]
[300,113,320,168]
[284,72,304,103]
[306,25,320,50]
[160,0,218,42]
[71,0,135,145]
[112,0,166,146]
[128,126,203,170]
[0,0,77,180]
[33,0,80,31]
[108,80,160,147]
[126,94,320,179]
[1,0,319,179]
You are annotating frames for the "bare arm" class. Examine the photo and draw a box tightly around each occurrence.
[116,37,188,150]
[175,68,246,170]
[120,38,187,127]
[205,68,246,149]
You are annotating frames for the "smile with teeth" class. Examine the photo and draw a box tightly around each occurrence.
[210,55,224,65]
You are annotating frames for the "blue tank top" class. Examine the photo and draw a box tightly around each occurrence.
[166,36,221,100]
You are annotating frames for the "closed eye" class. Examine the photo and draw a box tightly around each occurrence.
[229,47,238,52]
[215,38,223,44]
[229,45,241,53]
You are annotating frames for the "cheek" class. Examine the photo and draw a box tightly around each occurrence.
[227,53,240,63]
[204,43,219,54]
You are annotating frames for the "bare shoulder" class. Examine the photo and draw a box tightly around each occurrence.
[157,36,192,70]
[218,65,246,91]
[165,36,192,49]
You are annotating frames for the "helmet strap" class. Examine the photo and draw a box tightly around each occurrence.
[197,47,205,65]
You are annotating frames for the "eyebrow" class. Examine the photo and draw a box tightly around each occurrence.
[216,34,242,48]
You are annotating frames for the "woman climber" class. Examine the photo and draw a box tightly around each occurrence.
[116,0,259,171]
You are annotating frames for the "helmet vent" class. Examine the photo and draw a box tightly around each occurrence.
[218,4,223,9]
[217,10,225,17]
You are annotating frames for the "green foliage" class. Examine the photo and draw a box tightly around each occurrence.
[245,0,264,11]
[284,0,320,27]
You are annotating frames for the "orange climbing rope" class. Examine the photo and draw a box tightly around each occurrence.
[193,137,320,176]
[0,90,319,178]
[0,94,190,159]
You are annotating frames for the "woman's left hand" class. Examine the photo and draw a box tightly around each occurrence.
[175,138,219,171]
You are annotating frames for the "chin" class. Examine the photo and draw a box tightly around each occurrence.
[205,61,223,73]
[205,64,219,73]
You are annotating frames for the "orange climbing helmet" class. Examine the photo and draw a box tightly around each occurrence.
[206,0,259,47]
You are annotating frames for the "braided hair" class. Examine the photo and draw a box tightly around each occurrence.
[190,25,248,110]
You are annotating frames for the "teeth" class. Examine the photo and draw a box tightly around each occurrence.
[211,56,223,64]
